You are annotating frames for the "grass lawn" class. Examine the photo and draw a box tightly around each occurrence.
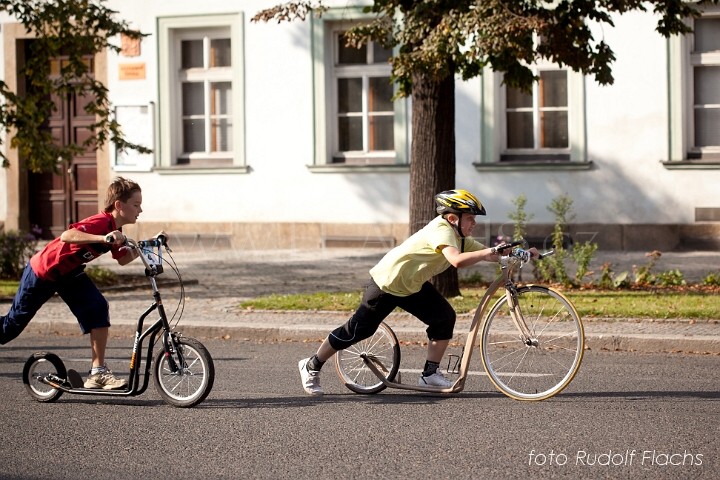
[239,286,720,320]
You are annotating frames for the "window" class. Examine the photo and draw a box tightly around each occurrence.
[179,33,233,164]
[504,69,569,160]
[477,65,586,169]
[668,4,720,166]
[158,15,246,172]
[332,32,395,164]
[689,15,720,157]
[310,10,409,171]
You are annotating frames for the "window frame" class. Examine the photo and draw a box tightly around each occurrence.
[157,14,247,173]
[502,67,571,160]
[310,9,409,172]
[331,29,396,164]
[667,6,720,168]
[476,64,589,171]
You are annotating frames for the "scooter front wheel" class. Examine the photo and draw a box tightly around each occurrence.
[22,352,66,403]
[153,337,214,408]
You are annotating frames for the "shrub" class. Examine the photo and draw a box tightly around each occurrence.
[654,269,686,287]
[633,250,662,286]
[572,241,598,284]
[85,266,119,287]
[0,229,38,280]
[703,273,720,286]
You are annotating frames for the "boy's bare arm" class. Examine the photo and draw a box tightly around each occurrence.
[441,245,498,268]
[59,228,109,245]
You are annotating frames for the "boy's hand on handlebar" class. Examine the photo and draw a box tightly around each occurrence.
[516,247,539,262]
[104,230,126,245]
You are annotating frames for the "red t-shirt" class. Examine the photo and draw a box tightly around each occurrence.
[30,212,125,281]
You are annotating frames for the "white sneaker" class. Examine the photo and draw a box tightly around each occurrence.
[418,371,452,388]
[298,358,323,396]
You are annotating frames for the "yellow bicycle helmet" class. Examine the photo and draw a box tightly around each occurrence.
[435,189,486,216]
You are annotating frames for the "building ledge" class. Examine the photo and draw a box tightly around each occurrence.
[661,161,720,170]
[307,164,409,174]
[473,161,593,172]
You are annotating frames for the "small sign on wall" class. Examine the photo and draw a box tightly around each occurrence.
[114,104,154,171]
[119,63,146,80]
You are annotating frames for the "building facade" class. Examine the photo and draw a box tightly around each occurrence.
[1,1,718,251]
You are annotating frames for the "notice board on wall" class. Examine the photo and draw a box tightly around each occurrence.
[114,103,154,171]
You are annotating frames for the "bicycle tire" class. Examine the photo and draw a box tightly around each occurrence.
[335,322,401,394]
[22,352,66,403]
[153,337,215,407]
[480,285,584,401]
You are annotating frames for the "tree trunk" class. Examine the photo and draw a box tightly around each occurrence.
[409,71,459,297]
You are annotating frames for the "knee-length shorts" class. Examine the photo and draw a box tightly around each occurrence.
[0,264,110,345]
[328,279,456,351]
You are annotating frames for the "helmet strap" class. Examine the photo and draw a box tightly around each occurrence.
[455,213,465,253]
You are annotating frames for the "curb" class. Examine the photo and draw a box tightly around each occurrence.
[21,319,720,355]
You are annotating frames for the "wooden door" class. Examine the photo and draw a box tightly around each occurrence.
[28,57,98,239]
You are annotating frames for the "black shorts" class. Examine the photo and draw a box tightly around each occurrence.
[328,279,456,351]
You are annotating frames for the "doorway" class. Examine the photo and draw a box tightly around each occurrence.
[27,55,99,239]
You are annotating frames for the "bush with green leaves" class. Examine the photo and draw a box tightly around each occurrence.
[85,266,119,287]
[508,194,533,282]
[654,269,686,287]
[0,230,38,280]
[703,273,720,287]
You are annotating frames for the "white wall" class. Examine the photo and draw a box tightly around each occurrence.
[1,2,717,232]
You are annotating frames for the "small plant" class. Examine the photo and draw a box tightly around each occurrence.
[508,194,534,282]
[0,229,39,280]
[633,250,662,286]
[703,272,720,286]
[654,269,686,287]
[572,241,598,284]
[598,262,615,289]
[508,194,534,243]
[534,194,573,286]
[85,266,119,287]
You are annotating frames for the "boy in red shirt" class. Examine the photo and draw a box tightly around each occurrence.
[1,177,147,389]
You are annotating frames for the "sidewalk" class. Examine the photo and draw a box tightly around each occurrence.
[5,247,720,354]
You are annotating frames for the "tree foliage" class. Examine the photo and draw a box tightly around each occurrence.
[0,0,148,172]
[254,0,707,94]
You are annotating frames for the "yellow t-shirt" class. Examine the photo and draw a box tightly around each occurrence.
[369,215,486,296]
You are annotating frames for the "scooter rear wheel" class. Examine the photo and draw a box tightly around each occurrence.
[22,352,66,403]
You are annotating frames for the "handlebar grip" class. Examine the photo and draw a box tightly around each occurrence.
[494,239,525,253]
[137,236,168,249]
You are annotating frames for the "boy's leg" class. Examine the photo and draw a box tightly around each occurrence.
[90,326,109,368]
[57,272,126,389]
[398,282,456,386]
[312,337,337,364]
[426,339,451,363]
[1,264,55,345]
[299,280,397,395]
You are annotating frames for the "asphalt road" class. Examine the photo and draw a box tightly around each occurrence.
[1,333,717,479]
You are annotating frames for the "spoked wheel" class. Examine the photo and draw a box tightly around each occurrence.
[481,286,584,401]
[335,322,401,394]
[153,337,214,407]
[22,352,66,403]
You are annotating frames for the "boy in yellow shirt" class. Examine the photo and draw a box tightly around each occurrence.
[299,189,538,395]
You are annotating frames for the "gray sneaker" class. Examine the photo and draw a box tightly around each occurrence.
[418,371,452,388]
[84,368,128,390]
[298,358,323,396]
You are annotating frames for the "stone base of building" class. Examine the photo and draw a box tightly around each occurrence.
[119,221,720,252]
